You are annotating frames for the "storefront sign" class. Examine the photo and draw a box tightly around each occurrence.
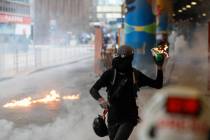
[0,13,31,24]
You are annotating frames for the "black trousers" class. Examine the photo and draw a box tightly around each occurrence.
[108,122,136,140]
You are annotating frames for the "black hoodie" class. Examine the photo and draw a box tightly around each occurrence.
[90,57,163,124]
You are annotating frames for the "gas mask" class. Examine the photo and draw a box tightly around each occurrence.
[112,55,133,72]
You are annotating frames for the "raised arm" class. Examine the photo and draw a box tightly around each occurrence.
[136,66,163,89]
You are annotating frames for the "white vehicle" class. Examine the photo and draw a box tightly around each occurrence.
[139,86,210,140]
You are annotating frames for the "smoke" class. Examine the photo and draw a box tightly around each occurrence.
[0,59,106,140]
[0,96,103,140]
[0,1,97,140]
[167,23,209,93]
[0,100,101,140]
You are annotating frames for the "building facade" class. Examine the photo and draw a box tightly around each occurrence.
[33,0,92,44]
[0,0,32,43]
[96,0,123,21]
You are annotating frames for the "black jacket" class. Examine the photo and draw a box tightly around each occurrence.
[90,68,163,124]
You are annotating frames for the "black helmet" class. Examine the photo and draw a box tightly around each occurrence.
[93,115,108,137]
[117,45,134,58]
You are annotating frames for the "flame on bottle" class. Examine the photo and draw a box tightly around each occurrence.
[151,44,169,58]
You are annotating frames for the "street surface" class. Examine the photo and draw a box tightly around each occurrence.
[0,55,106,140]
[0,53,165,140]
[0,39,209,140]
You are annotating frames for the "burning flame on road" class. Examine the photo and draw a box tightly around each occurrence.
[62,95,80,100]
[3,97,32,108]
[33,90,61,104]
[3,90,80,108]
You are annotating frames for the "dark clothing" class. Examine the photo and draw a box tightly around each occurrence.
[108,122,135,140]
[90,46,163,139]
[90,68,163,124]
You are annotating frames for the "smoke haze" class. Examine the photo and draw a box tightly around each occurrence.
[167,23,209,94]
[0,58,107,140]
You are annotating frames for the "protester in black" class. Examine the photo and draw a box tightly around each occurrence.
[90,45,163,140]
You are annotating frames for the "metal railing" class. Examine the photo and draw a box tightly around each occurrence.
[0,44,93,78]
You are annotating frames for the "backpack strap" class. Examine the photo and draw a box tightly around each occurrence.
[111,68,117,85]
[132,69,139,86]
[111,68,137,86]
[132,69,139,96]
[132,71,136,84]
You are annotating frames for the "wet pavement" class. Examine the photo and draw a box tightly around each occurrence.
[0,56,107,140]
[0,45,209,140]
